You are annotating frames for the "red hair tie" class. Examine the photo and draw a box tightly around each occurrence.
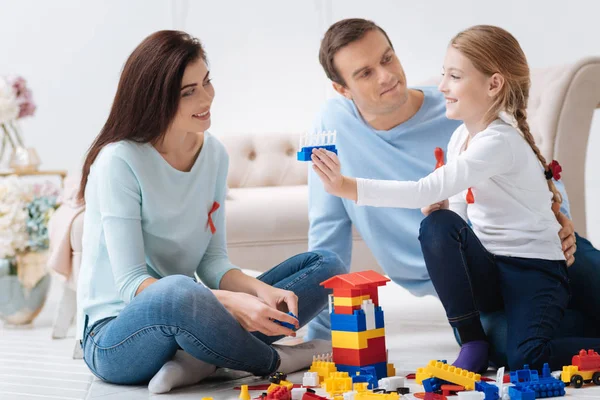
[545,160,562,180]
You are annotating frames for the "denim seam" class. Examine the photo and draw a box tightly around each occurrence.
[454,226,488,323]
[279,254,324,292]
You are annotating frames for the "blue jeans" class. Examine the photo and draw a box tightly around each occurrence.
[420,210,600,371]
[82,250,346,384]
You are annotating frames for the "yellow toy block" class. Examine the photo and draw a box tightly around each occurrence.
[322,371,353,396]
[331,328,385,349]
[201,398,213,400]
[354,382,369,392]
[308,360,337,380]
[387,363,396,377]
[355,391,400,400]
[239,384,251,400]
[333,295,370,307]
[415,366,432,384]
[423,360,481,390]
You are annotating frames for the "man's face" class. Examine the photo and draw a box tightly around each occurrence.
[332,30,409,118]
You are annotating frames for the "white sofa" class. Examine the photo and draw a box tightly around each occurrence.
[52,57,600,340]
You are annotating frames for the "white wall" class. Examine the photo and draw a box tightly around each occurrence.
[1,0,599,242]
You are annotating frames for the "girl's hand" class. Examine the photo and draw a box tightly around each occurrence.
[217,291,298,337]
[421,200,449,217]
[311,149,357,201]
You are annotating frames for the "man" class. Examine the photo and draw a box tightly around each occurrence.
[306,18,600,367]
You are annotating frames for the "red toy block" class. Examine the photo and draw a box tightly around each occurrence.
[414,393,448,400]
[333,336,387,366]
[441,384,465,395]
[333,305,362,315]
[301,388,328,399]
[332,288,365,297]
[573,349,600,371]
[266,386,290,400]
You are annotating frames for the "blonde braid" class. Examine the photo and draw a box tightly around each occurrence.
[514,108,563,207]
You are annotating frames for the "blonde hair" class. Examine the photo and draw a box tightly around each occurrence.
[450,25,562,207]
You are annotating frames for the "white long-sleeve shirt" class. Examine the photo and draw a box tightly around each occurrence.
[356,118,564,260]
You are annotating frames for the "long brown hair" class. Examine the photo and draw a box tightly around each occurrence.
[77,30,207,202]
[450,25,562,206]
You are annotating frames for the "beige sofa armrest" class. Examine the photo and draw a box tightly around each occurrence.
[529,57,600,236]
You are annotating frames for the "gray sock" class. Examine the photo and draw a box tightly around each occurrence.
[272,339,332,374]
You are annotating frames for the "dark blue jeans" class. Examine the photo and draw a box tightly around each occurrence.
[419,210,600,371]
[81,250,346,384]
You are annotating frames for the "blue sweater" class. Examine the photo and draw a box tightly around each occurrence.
[308,88,572,296]
[76,133,238,339]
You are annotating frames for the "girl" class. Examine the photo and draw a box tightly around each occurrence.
[77,30,344,394]
[311,25,600,372]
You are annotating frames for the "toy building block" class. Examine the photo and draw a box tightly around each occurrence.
[308,354,337,381]
[297,130,337,161]
[340,362,388,383]
[509,363,565,398]
[266,386,291,400]
[475,381,499,400]
[291,388,307,400]
[377,376,405,392]
[561,348,600,388]
[301,388,329,399]
[332,328,386,349]
[507,386,535,400]
[240,385,251,400]
[386,363,395,378]
[201,398,214,400]
[274,312,298,331]
[343,391,357,400]
[421,360,481,390]
[422,377,444,393]
[321,271,390,307]
[457,392,485,400]
[323,372,353,397]
[355,391,400,400]
[334,295,371,307]
[333,336,387,366]
[303,371,320,387]
[269,371,288,384]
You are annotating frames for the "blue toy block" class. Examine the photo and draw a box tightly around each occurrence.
[297,145,338,161]
[422,377,443,393]
[509,363,565,399]
[374,307,385,329]
[337,362,388,382]
[475,381,499,400]
[273,312,298,331]
[330,310,366,332]
[330,307,385,332]
[508,386,536,400]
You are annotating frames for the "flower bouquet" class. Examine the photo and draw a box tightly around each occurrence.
[0,176,60,325]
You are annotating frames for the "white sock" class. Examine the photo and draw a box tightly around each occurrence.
[148,350,217,394]
[272,339,332,374]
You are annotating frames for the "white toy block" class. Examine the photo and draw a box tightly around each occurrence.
[291,387,307,399]
[378,376,405,391]
[361,299,376,330]
[343,391,356,400]
[303,371,320,387]
[457,392,485,400]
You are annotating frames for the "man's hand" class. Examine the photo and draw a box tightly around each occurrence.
[421,200,449,217]
[556,211,577,267]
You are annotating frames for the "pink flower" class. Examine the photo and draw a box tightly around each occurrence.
[10,76,36,119]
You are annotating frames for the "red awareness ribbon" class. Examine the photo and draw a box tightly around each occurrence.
[207,201,220,234]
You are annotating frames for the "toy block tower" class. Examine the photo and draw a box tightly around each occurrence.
[320,270,394,380]
[297,130,337,161]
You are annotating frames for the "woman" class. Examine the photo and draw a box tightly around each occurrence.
[76,30,345,394]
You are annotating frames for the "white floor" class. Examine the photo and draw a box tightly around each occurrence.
[2,272,600,399]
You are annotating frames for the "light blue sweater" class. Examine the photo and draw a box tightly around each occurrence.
[76,133,238,339]
[308,88,572,297]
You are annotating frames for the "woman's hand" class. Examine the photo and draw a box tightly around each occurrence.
[311,148,357,201]
[421,200,449,217]
[215,290,298,337]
